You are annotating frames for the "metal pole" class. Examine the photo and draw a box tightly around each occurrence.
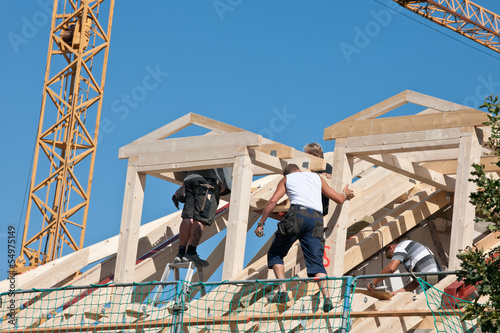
[171,280,184,333]
[340,276,354,333]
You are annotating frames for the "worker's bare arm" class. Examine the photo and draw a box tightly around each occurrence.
[254,177,287,236]
[320,177,354,204]
[367,259,401,291]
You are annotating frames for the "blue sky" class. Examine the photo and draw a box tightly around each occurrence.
[1,1,500,283]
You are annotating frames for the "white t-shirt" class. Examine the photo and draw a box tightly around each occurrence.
[285,172,323,213]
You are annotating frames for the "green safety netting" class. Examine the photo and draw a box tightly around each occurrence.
[417,278,479,333]
[1,274,485,333]
[0,277,352,333]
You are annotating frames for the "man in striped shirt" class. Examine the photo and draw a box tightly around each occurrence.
[367,240,441,295]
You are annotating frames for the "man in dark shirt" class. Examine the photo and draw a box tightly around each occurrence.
[174,168,231,266]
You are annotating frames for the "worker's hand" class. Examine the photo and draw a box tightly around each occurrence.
[367,282,376,291]
[255,225,265,238]
[391,289,402,296]
[342,185,354,200]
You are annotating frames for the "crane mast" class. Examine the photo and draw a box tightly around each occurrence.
[395,0,500,54]
[14,0,115,273]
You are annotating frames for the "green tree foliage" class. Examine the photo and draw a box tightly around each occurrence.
[456,95,500,332]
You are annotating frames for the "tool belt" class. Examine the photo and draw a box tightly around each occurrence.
[277,205,313,236]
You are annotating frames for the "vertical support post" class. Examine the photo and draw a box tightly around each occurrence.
[325,138,353,276]
[340,276,354,333]
[449,128,481,270]
[222,151,253,280]
[114,163,146,283]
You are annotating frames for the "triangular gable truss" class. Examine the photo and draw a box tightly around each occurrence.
[115,113,327,283]
[322,90,495,279]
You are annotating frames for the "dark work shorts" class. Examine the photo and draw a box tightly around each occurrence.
[181,176,221,226]
[267,205,326,277]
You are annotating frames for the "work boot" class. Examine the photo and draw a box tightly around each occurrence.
[173,254,189,264]
[323,297,333,312]
[184,253,209,267]
[270,291,290,304]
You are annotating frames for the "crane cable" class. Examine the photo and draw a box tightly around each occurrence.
[374,0,500,61]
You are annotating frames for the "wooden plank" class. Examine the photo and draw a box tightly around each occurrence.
[20,249,89,290]
[345,137,461,155]
[130,146,241,167]
[146,171,185,185]
[248,148,287,174]
[345,127,462,148]
[326,90,408,125]
[325,110,488,140]
[449,129,482,270]
[357,154,456,192]
[132,113,192,142]
[255,143,294,159]
[114,165,146,283]
[222,152,254,280]
[353,159,374,178]
[367,276,457,333]
[395,148,460,163]
[286,150,327,172]
[343,190,449,273]
[349,292,415,333]
[347,169,416,230]
[325,139,353,276]
[427,219,449,268]
[474,231,500,252]
[422,156,500,175]
[189,113,244,133]
[347,186,436,247]
[119,131,261,159]
[405,90,472,112]
[135,157,235,174]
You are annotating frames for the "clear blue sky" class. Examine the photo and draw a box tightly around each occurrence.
[1,1,500,283]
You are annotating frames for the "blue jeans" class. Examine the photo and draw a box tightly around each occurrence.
[267,205,326,277]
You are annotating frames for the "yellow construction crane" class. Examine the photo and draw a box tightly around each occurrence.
[394,0,500,54]
[14,0,115,273]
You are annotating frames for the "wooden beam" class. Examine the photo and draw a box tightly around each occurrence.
[287,150,327,172]
[248,148,287,174]
[119,131,261,159]
[146,171,185,185]
[325,110,487,140]
[421,156,500,175]
[343,190,449,273]
[449,129,482,270]
[334,90,408,123]
[136,157,235,174]
[427,219,449,268]
[132,113,192,142]
[346,186,436,247]
[189,113,244,133]
[345,127,462,148]
[114,164,146,283]
[357,154,456,192]
[325,138,353,276]
[346,169,417,229]
[130,146,241,168]
[255,143,294,159]
[404,90,472,112]
[345,137,460,156]
[395,148,460,163]
[222,151,254,280]
[355,276,457,333]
